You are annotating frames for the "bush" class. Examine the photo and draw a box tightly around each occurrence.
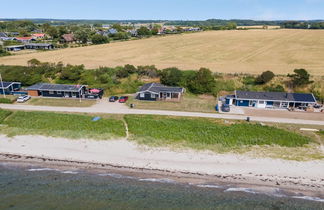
[91,34,109,44]
[256,71,275,84]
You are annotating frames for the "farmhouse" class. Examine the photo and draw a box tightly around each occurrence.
[0,82,21,94]
[32,33,46,39]
[226,90,316,109]
[26,83,87,98]
[136,83,185,101]
[5,45,25,51]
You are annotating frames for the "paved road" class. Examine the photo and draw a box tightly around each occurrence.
[0,103,323,126]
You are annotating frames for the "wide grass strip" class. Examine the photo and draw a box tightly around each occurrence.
[2,111,125,139]
[125,115,310,148]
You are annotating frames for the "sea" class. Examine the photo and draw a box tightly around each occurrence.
[0,162,323,210]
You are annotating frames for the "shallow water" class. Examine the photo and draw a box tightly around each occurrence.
[0,163,323,210]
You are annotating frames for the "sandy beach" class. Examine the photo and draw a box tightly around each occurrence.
[0,135,323,196]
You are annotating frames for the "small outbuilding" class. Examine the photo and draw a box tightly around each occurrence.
[227,90,317,109]
[26,83,86,98]
[136,83,185,101]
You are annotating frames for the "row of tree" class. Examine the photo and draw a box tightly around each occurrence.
[0,59,319,100]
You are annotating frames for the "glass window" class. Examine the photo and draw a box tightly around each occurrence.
[140,93,144,97]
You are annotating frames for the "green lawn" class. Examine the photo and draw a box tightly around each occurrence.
[125,115,311,150]
[26,98,97,107]
[0,110,125,139]
[126,94,217,113]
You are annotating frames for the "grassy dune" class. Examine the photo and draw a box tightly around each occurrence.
[125,115,310,149]
[1,30,324,75]
[0,110,125,139]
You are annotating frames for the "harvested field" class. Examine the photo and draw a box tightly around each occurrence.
[1,29,324,75]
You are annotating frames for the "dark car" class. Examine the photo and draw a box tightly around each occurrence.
[109,96,119,102]
[221,104,230,112]
[119,96,129,103]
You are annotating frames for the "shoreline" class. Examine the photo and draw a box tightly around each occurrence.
[0,135,323,199]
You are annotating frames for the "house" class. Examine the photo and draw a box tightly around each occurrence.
[62,34,75,43]
[14,37,36,43]
[26,83,87,98]
[226,90,316,109]
[5,45,25,51]
[0,32,8,39]
[0,82,22,94]
[107,28,118,35]
[25,43,54,50]
[32,33,46,39]
[14,37,34,43]
[136,83,185,101]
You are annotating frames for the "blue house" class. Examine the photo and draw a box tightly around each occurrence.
[226,90,317,109]
[0,82,22,94]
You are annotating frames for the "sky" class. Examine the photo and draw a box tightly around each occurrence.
[2,0,324,20]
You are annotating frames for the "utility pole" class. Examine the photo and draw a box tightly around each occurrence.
[0,73,6,98]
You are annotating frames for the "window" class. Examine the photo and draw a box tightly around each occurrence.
[57,91,62,94]
[151,94,156,98]
[49,91,54,94]
[140,93,144,98]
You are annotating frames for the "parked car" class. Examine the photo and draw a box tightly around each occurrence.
[17,95,31,103]
[118,96,129,103]
[109,96,119,102]
[221,104,230,112]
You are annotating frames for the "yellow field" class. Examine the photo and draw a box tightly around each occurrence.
[1,29,324,75]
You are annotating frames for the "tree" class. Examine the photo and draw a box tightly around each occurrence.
[160,67,182,86]
[264,85,285,92]
[91,34,109,44]
[27,58,41,67]
[188,68,216,94]
[288,69,313,87]
[256,70,275,84]
[46,26,59,39]
[75,30,89,44]
[137,26,152,36]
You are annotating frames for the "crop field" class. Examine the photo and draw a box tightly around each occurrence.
[1,30,324,75]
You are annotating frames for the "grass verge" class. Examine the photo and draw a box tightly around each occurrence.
[0,110,125,139]
[26,98,97,107]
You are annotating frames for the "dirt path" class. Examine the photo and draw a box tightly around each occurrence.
[0,103,323,126]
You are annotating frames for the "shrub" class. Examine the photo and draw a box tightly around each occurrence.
[256,71,275,84]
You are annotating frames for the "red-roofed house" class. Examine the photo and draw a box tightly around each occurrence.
[62,33,75,43]
[14,37,36,43]
[32,33,46,39]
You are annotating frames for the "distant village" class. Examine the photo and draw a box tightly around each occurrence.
[0,22,202,52]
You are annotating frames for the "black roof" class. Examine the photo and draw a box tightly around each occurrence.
[139,83,184,94]
[25,43,53,47]
[235,90,316,103]
[0,81,21,89]
[0,32,8,37]
[26,83,85,92]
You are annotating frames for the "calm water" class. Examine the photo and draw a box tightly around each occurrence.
[0,163,323,210]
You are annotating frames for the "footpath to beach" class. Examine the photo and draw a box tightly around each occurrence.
[0,103,323,126]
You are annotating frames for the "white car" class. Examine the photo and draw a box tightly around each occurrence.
[17,95,31,103]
